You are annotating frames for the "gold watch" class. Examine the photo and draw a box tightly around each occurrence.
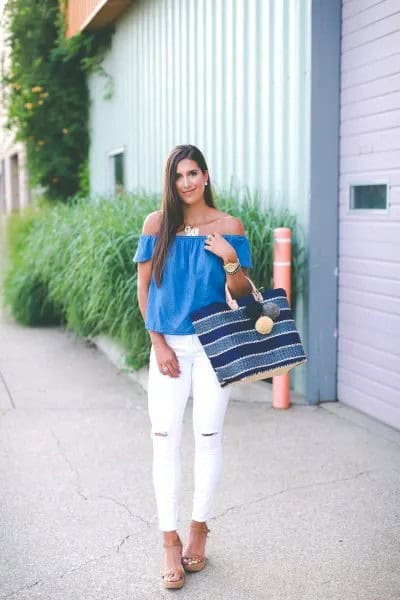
[223,259,241,274]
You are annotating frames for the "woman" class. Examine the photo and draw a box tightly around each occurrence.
[133,144,253,589]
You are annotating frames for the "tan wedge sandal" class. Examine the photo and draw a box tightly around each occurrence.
[161,534,185,590]
[182,521,210,573]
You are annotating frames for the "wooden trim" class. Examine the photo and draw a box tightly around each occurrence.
[66,0,132,38]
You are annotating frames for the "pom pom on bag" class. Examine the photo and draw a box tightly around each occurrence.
[190,276,306,387]
[244,295,281,335]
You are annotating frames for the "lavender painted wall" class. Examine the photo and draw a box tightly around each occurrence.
[338,0,400,429]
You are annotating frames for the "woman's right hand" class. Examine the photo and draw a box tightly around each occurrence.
[153,342,181,378]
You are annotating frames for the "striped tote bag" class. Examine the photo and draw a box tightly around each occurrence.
[190,277,306,387]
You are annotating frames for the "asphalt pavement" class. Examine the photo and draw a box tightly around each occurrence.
[1,225,399,599]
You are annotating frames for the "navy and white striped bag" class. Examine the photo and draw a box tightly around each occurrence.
[190,277,306,387]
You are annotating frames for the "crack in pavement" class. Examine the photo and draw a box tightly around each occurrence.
[0,533,138,598]
[0,368,15,409]
[2,578,42,599]
[116,533,132,552]
[50,430,152,527]
[213,470,375,520]
[1,579,42,599]
[1,553,111,598]
[94,495,151,527]
[50,430,88,501]
[57,551,112,579]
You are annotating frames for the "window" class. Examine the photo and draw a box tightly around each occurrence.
[349,184,388,211]
[108,148,125,195]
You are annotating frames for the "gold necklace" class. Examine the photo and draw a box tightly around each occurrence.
[183,224,199,235]
[182,215,221,236]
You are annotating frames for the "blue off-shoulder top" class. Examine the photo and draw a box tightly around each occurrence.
[132,234,253,335]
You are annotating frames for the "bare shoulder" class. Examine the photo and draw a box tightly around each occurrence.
[217,214,246,235]
[142,210,162,235]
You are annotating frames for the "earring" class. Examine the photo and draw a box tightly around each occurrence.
[205,182,208,186]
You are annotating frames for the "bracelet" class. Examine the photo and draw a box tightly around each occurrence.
[229,264,242,275]
[223,261,242,275]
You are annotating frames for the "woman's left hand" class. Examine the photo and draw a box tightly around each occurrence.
[204,232,237,263]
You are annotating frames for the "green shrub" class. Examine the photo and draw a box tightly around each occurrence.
[3,271,63,326]
[2,191,305,369]
[3,207,64,325]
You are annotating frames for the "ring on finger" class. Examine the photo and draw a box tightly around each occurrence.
[161,366,168,372]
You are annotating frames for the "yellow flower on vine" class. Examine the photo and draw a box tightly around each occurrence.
[24,102,34,109]
[40,92,48,98]
[32,86,43,93]
[37,140,45,146]
[62,128,69,135]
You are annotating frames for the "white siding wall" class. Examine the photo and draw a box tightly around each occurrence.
[88,0,310,222]
[338,0,400,428]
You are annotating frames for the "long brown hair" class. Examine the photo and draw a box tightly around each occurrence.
[152,145,216,286]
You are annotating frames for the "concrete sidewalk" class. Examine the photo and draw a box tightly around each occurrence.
[0,300,400,600]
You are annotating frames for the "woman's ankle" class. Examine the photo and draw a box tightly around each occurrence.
[190,519,209,531]
[163,529,177,536]
[163,530,181,546]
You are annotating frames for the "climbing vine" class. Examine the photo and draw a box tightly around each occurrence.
[2,0,113,202]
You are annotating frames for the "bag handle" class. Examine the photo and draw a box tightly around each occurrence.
[225,276,263,310]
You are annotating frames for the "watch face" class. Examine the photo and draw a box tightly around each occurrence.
[225,262,238,273]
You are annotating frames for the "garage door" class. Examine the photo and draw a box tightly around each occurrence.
[338,0,400,429]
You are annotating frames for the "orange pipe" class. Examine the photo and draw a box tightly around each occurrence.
[272,228,292,409]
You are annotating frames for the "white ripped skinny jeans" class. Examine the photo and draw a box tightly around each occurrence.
[148,333,231,532]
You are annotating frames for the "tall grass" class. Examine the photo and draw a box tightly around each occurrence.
[2,190,305,369]
[217,184,305,305]
[3,206,63,326]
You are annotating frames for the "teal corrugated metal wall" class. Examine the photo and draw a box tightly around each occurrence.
[89,0,310,217]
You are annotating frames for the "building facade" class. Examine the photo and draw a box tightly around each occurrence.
[0,1,32,214]
[67,0,314,398]
[66,0,400,429]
